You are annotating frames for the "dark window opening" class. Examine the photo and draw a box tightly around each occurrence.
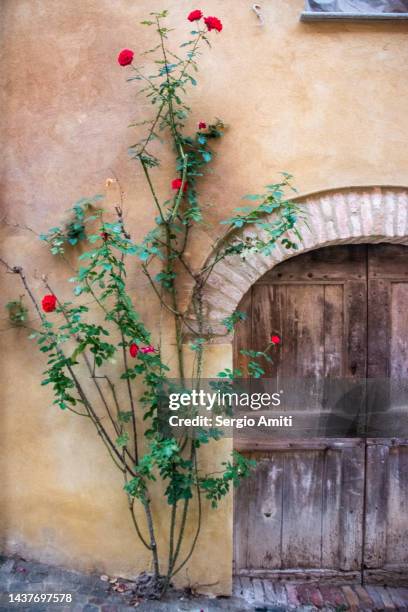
[301,0,408,20]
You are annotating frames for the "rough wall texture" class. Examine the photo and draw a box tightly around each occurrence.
[1,0,408,595]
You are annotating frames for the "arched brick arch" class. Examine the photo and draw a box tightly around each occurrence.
[198,186,408,336]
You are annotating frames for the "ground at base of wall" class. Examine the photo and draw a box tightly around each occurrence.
[1,557,408,612]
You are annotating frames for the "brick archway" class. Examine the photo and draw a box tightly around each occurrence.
[198,186,408,335]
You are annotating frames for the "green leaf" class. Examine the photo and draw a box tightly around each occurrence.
[118,411,133,423]
[115,433,129,448]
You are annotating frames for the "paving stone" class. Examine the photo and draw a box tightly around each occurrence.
[252,578,265,602]
[387,586,408,610]
[296,583,313,605]
[88,595,106,605]
[342,585,360,611]
[0,559,15,574]
[354,584,375,610]
[376,586,397,610]
[307,586,324,608]
[285,584,301,608]
[319,585,346,607]
[366,585,389,610]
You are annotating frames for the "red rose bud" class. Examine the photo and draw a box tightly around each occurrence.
[100,232,109,241]
[188,9,203,21]
[129,343,139,358]
[141,345,155,354]
[204,16,223,32]
[198,121,207,130]
[42,294,57,313]
[271,335,281,345]
[117,48,134,66]
[171,178,188,193]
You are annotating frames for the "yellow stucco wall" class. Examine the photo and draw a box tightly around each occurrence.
[1,0,408,595]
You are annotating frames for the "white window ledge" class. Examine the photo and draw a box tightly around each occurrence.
[301,11,408,20]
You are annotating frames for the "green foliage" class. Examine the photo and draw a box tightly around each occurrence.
[200,452,255,508]
[116,432,129,448]
[40,196,104,255]
[189,337,205,352]
[219,176,302,260]
[6,297,28,325]
[221,310,247,333]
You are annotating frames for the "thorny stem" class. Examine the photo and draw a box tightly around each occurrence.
[171,450,202,577]
[121,329,139,463]
[141,263,198,336]
[124,469,152,551]
[140,160,165,223]
[138,100,166,158]
[113,207,161,576]
[44,279,137,466]
[167,443,196,578]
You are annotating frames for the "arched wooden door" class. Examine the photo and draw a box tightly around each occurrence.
[233,244,408,585]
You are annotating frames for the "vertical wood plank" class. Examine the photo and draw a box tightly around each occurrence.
[251,284,285,378]
[339,444,365,571]
[345,279,367,379]
[321,447,343,568]
[246,455,284,570]
[363,443,389,569]
[283,285,325,379]
[367,279,391,378]
[386,445,408,566]
[233,288,252,377]
[323,285,345,377]
[390,283,408,380]
[281,450,324,568]
[233,452,253,571]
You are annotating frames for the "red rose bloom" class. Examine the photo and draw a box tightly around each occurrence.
[100,231,109,241]
[129,343,139,358]
[117,49,134,66]
[204,16,223,32]
[188,9,203,22]
[198,121,207,130]
[171,178,188,193]
[42,294,57,313]
[271,335,281,345]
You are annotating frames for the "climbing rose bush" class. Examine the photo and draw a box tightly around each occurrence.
[4,8,301,600]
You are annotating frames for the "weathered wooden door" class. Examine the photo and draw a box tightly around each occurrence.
[233,244,408,585]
